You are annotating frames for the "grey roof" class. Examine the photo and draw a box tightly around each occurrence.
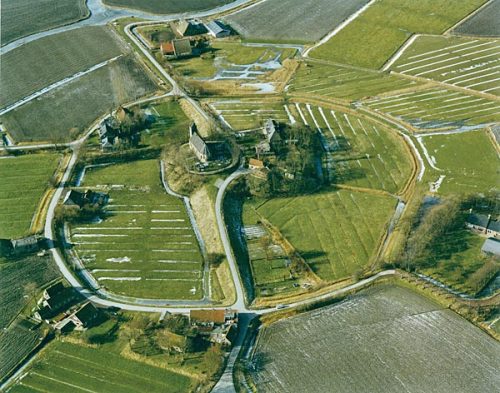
[482,238,500,256]
[206,20,229,35]
[11,236,38,248]
[45,282,65,298]
[467,213,489,228]
[263,119,278,142]
[190,131,209,156]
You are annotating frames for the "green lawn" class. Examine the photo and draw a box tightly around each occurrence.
[72,159,205,300]
[0,154,61,238]
[309,0,487,69]
[248,189,396,281]
[290,61,421,101]
[8,341,192,393]
[420,129,499,195]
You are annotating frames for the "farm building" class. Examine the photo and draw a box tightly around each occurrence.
[10,235,40,255]
[54,302,100,332]
[99,117,119,149]
[210,323,238,347]
[161,38,193,58]
[205,20,231,38]
[466,212,500,239]
[263,119,281,144]
[249,158,265,170]
[481,238,500,257]
[173,19,207,37]
[63,189,109,208]
[35,283,79,322]
[189,123,211,162]
[190,309,237,326]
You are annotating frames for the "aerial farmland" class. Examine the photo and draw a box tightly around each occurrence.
[1,0,499,391]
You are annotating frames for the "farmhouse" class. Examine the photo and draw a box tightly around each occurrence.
[63,189,109,208]
[249,158,265,170]
[466,212,500,238]
[189,123,211,163]
[205,20,231,38]
[173,19,207,37]
[35,283,79,322]
[99,117,119,149]
[161,38,193,58]
[263,119,282,145]
[190,309,237,326]
[10,235,40,255]
[54,302,100,332]
[481,238,500,257]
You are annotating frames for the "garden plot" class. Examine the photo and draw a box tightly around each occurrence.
[8,341,192,393]
[248,285,500,393]
[454,0,500,37]
[0,154,61,239]
[224,0,370,43]
[419,129,499,195]
[291,103,412,194]
[364,87,500,129]
[252,190,396,281]
[391,35,500,95]
[72,160,205,300]
[208,99,289,131]
[288,61,420,101]
[308,0,486,69]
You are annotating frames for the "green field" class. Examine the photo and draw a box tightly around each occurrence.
[292,103,412,194]
[248,189,396,281]
[309,0,487,69]
[1,55,158,143]
[0,154,61,238]
[289,61,421,101]
[363,87,500,129]
[0,26,124,109]
[419,129,499,195]
[1,0,89,46]
[7,341,192,393]
[390,35,500,95]
[103,0,233,14]
[72,159,205,300]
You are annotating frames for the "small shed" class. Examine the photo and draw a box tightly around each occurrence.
[206,20,231,38]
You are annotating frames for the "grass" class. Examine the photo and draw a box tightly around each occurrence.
[363,87,500,129]
[7,340,192,393]
[0,154,61,238]
[420,129,499,195]
[289,61,421,101]
[1,55,158,143]
[0,0,89,46]
[309,0,487,69]
[248,284,500,393]
[0,26,125,109]
[72,159,205,300]
[103,0,233,14]
[291,103,413,194]
[224,0,369,43]
[390,35,500,95]
[248,189,396,282]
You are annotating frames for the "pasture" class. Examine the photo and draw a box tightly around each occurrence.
[248,285,500,393]
[207,98,290,131]
[292,103,412,194]
[0,154,61,239]
[454,0,500,37]
[224,0,369,43]
[390,35,500,96]
[309,0,486,69]
[363,87,500,129]
[1,55,158,143]
[73,159,205,300]
[6,341,192,393]
[251,190,396,281]
[289,61,420,101]
[0,26,124,109]
[1,0,89,46]
[419,129,499,195]
[103,0,233,14]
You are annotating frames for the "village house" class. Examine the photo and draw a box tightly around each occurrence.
[189,123,211,163]
[466,212,500,239]
[55,302,100,333]
[249,158,265,171]
[34,282,78,322]
[481,238,500,258]
[99,117,119,149]
[161,38,193,59]
[63,189,109,208]
[205,20,231,38]
[172,19,207,37]
[10,235,41,255]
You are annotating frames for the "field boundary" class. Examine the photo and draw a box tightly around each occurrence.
[445,0,494,35]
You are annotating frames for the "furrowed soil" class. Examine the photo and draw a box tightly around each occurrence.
[249,285,500,393]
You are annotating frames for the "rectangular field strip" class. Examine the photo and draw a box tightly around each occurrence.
[72,159,204,300]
